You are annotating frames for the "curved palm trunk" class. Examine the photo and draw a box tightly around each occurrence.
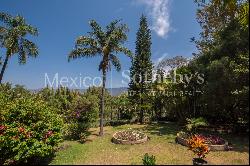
[99,70,106,136]
[0,54,10,84]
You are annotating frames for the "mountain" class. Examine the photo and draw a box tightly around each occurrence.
[30,87,128,96]
[107,87,128,96]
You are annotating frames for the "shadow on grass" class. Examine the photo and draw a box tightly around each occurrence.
[130,122,181,137]
[223,133,249,153]
[135,122,249,153]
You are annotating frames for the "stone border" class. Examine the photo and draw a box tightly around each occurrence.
[112,130,148,145]
[176,136,229,151]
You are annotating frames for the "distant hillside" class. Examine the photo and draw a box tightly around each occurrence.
[30,87,128,96]
[107,87,128,96]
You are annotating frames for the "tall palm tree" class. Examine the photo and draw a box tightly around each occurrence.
[69,20,132,136]
[0,12,38,83]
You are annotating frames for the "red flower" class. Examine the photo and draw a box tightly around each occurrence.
[0,125,7,135]
[18,127,25,133]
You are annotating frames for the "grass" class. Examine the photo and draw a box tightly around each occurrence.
[50,123,249,165]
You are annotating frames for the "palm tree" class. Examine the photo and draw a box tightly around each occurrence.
[69,20,132,136]
[0,12,38,83]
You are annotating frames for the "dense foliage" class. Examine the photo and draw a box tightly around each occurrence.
[145,0,249,131]
[0,85,63,164]
[38,86,99,139]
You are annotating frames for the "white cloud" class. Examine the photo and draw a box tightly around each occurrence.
[136,0,172,38]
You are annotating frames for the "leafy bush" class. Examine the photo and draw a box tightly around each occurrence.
[79,133,87,144]
[186,117,208,133]
[142,153,156,165]
[176,131,191,139]
[0,95,63,164]
[38,87,98,140]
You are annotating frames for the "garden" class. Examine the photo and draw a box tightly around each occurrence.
[51,123,249,165]
[0,0,249,165]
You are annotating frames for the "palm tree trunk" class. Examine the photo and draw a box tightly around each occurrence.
[0,54,10,84]
[99,70,106,136]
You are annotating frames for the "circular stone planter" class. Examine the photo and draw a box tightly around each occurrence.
[112,130,148,145]
[209,141,229,151]
[176,136,229,151]
[176,136,189,146]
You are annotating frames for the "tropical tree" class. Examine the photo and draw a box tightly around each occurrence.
[69,20,132,136]
[0,12,38,83]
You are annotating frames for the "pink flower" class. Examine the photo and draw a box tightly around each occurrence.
[44,130,53,139]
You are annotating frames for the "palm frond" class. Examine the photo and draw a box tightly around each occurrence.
[0,12,12,26]
[18,44,26,64]
[105,19,121,37]
[88,20,105,47]
[23,24,38,36]
[68,48,99,61]
[110,54,121,71]
[76,36,101,52]
[114,45,133,58]
[0,26,8,34]
[22,39,39,57]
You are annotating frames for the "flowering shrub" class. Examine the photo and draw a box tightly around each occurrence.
[195,134,225,145]
[0,95,63,164]
[62,97,98,140]
[177,131,225,145]
[204,135,225,145]
[187,135,210,159]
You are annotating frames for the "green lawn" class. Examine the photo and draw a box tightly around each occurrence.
[50,123,249,165]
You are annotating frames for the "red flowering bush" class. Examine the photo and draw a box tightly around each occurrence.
[187,135,210,159]
[196,134,225,145]
[0,94,63,165]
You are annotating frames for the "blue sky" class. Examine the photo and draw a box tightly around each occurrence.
[0,0,200,89]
